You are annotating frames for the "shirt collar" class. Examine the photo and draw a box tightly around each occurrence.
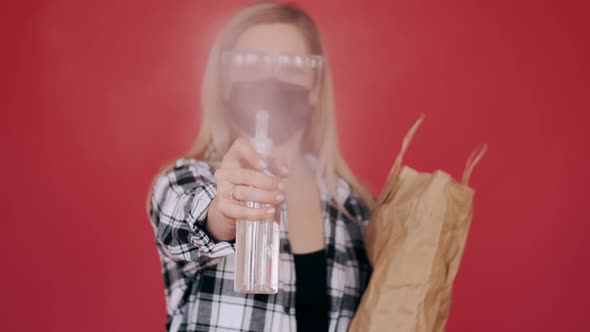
[303,153,351,205]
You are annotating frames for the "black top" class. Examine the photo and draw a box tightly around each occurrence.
[293,248,330,332]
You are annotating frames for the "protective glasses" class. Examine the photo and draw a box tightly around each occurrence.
[221,51,324,89]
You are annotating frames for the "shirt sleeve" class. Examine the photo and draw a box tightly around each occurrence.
[148,158,236,262]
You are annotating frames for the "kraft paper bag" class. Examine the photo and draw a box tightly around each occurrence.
[349,114,487,332]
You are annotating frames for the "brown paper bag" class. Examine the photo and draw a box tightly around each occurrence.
[349,114,487,332]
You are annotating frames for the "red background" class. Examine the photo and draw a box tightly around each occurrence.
[3,0,589,331]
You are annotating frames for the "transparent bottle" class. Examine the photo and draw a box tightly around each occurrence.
[234,110,280,294]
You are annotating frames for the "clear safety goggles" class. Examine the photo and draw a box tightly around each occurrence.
[221,51,324,89]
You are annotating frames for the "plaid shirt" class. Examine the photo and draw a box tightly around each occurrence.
[147,155,372,332]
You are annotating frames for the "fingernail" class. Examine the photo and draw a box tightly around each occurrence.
[267,207,275,214]
[281,166,289,175]
[276,194,284,202]
[277,182,286,191]
[258,160,268,169]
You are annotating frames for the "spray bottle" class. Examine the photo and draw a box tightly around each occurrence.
[234,110,280,294]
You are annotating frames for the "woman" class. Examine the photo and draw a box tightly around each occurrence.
[147,2,375,331]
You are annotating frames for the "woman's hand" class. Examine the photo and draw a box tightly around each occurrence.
[206,137,288,241]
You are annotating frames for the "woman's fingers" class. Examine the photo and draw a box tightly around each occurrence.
[214,137,289,225]
[266,155,289,177]
[214,174,284,205]
[232,184,285,204]
[215,168,286,192]
[217,197,276,222]
[223,137,267,170]
[222,138,291,181]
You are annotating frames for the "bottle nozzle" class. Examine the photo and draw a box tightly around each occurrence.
[255,110,269,141]
[251,110,273,157]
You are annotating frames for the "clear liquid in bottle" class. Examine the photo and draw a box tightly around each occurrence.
[234,201,280,293]
[234,110,280,294]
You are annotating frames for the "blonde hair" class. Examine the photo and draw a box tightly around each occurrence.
[185,1,376,218]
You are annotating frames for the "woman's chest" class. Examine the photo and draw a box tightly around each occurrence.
[210,201,370,331]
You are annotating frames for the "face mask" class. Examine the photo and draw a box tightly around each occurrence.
[225,78,313,145]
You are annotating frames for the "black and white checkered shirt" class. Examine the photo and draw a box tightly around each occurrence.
[147,155,372,332]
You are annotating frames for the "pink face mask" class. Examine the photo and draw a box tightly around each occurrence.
[224,78,313,145]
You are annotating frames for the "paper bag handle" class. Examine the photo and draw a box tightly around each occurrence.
[461,143,488,186]
[389,113,425,178]
[378,114,425,205]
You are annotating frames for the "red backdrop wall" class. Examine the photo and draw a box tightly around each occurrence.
[3,0,589,331]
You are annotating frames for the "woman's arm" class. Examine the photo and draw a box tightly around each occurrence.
[148,158,235,262]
